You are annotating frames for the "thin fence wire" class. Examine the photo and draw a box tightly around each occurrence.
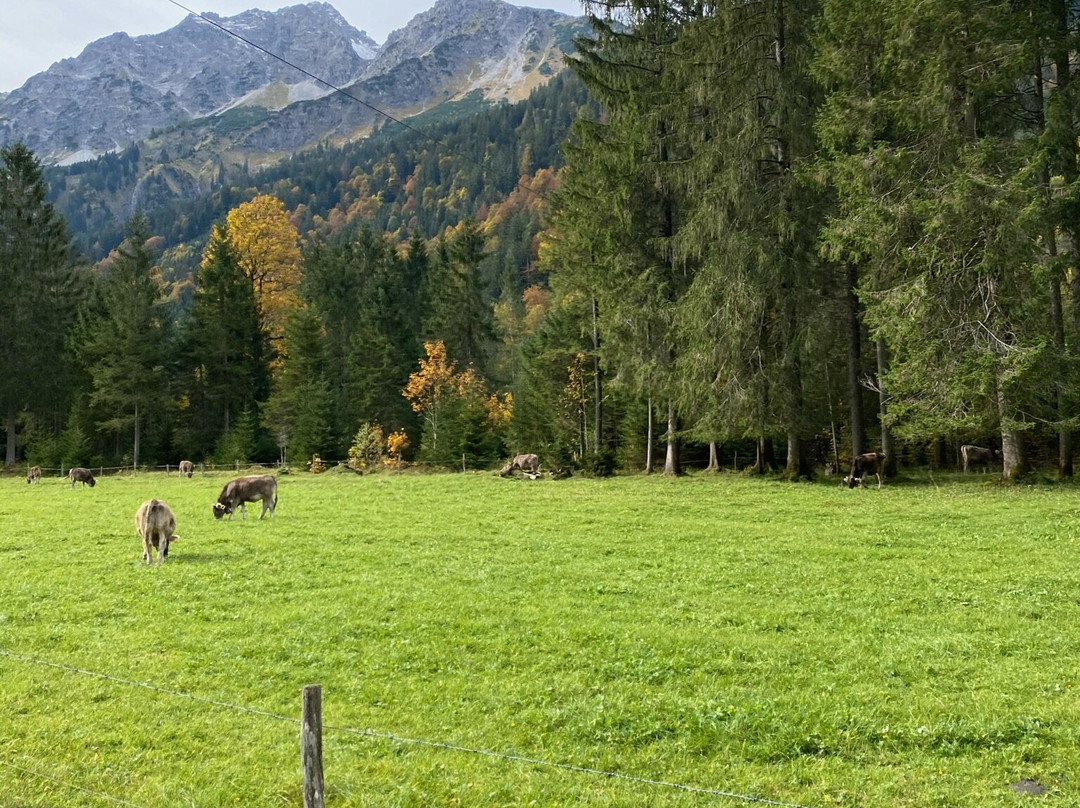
[0,648,820,808]
[0,758,148,808]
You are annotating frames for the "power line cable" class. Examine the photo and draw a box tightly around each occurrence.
[164,0,426,137]
[163,0,558,202]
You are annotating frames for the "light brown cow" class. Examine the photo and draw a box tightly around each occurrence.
[844,452,885,489]
[213,475,277,520]
[499,453,540,477]
[136,499,179,564]
[178,460,194,478]
[26,465,41,484]
[69,467,96,488]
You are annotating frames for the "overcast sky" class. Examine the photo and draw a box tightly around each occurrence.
[0,0,586,93]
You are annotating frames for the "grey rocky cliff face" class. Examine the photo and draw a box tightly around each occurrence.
[0,2,377,162]
[0,0,584,224]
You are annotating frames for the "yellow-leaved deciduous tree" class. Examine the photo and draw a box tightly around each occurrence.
[402,341,458,451]
[403,341,512,461]
[225,194,301,348]
[484,391,513,427]
[386,429,409,467]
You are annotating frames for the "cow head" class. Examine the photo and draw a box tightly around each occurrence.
[212,502,228,520]
[88,477,96,487]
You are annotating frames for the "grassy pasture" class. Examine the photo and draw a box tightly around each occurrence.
[1,469,1079,807]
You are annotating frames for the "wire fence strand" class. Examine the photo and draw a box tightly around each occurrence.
[0,648,820,808]
[0,758,148,808]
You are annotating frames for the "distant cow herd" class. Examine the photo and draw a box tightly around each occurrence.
[16,440,1007,566]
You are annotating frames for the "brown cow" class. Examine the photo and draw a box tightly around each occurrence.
[178,460,194,478]
[26,465,41,484]
[136,499,179,564]
[69,467,96,488]
[844,452,885,489]
[499,453,540,477]
[213,475,277,520]
[961,444,1000,473]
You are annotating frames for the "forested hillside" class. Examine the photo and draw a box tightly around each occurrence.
[44,72,592,265]
[5,2,1079,480]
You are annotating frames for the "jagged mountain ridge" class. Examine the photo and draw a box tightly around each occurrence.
[0,0,582,166]
[0,3,378,163]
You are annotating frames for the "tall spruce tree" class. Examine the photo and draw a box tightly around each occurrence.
[0,143,84,465]
[668,0,827,479]
[814,0,1054,480]
[77,213,171,467]
[181,222,270,459]
[559,2,697,473]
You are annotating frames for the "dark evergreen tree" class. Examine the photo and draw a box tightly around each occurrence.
[0,143,84,465]
[76,212,172,467]
[179,222,270,460]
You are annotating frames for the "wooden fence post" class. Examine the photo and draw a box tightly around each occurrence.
[301,684,325,808]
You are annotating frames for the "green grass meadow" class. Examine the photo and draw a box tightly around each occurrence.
[1,469,1079,807]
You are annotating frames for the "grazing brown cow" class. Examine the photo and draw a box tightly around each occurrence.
[136,499,179,564]
[961,444,1000,473]
[178,460,194,478]
[213,475,277,520]
[499,453,540,477]
[26,465,41,484]
[69,467,96,488]
[844,452,885,489]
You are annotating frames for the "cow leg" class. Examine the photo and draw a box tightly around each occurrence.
[143,537,152,565]
[240,502,247,520]
[876,471,882,489]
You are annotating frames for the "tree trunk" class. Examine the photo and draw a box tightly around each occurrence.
[5,408,15,467]
[846,263,866,458]
[875,338,895,476]
[785,431,809,480]
[663,399,681,476]
[1049,244,1072,477]
[751,436,774,475]
[592,296,602,455]
[997,384,1025,481]
[644,394,655,474]
[1034,46,1073,478]
[133,402,140,470]
[706,441,719,472]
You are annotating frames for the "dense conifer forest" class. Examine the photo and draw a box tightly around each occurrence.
[5,2,1079,479]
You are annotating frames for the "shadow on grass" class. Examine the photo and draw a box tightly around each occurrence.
[164,552,235,564]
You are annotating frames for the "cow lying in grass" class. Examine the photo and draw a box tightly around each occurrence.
[26,465,41,484]
[69,467,96,488]
[844,452,885,489]
[499,453,540,478]
[136,499,179,564]
[178,460,194,478]
[213,475,278,520]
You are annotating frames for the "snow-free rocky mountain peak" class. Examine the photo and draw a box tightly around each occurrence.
[0,0,582,166]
